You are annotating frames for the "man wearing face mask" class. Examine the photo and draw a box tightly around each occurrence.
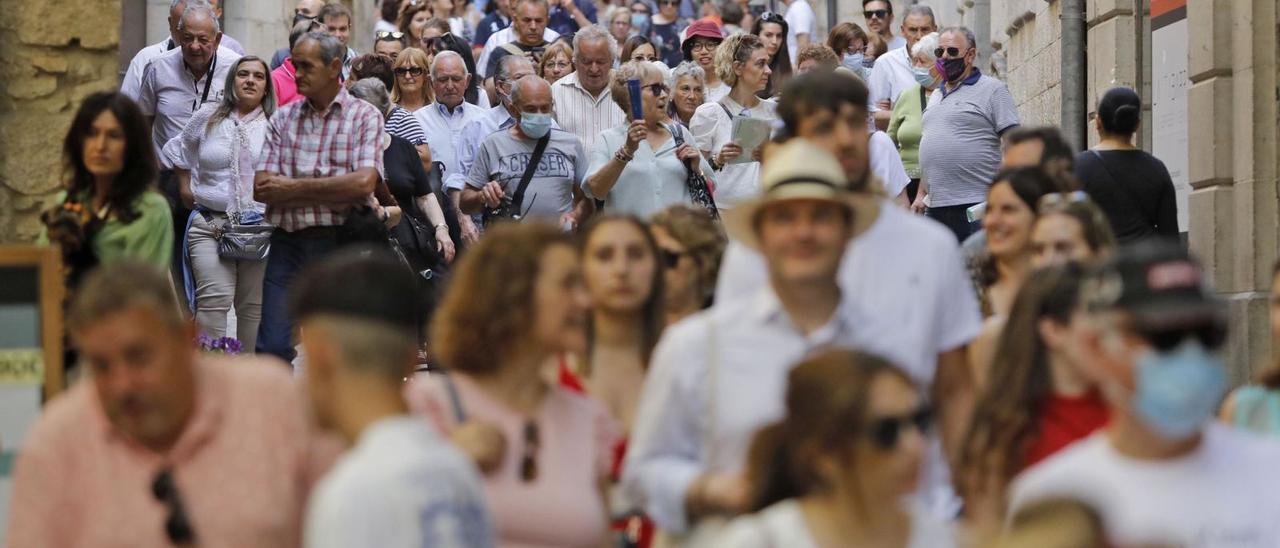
[868,5,937,131]
[917,26,1019,243]
[460,75,591,230]
[1009,240,1280,546]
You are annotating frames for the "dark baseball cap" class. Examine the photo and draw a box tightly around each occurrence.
[289,245,422,333]
[1081,239,1227,332]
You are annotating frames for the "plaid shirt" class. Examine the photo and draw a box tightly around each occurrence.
[256,87,384,232]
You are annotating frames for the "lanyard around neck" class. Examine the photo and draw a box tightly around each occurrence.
[191,54,217,112]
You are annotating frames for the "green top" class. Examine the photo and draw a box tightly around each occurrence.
[40,190,174,269]
[887,84,930,179]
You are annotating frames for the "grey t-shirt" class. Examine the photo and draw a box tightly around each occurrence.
[918,73,1020,207]
[465,128,588,220]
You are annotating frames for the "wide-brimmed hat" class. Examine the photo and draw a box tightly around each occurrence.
[722,139,879,250]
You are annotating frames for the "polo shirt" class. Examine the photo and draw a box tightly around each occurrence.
[918,69,1020,207]
[550,71,628,154]
[868,45,916,112]
[137,46,242,164]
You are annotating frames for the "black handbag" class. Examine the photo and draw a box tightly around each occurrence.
[670,124,720,220]
[482,133,550,227]
[339,205,390,244]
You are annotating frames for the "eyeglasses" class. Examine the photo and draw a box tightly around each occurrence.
[643,82,669,95]
[376,30,405,41]
[394,66,425,77]
[520,420,540,482]
[690,40,719,52]
[1139,324,1227,353]
[864,9,890,20]
[866,406,933,450]
[1037,191,1091,213]
[152,468,196,544]
[659,248,687,269]
[934,46,971,58]
[759,11,784,24]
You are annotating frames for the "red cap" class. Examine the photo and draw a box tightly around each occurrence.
[682,20,723,59]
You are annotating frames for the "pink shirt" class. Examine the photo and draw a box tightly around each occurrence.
[406,373,621,548]
[6,355,336,548]
[273,57,301,108]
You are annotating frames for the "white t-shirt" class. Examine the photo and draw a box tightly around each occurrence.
[717,499,956,548]
[871,130,911,197]
[784,0,815,66]
[1009,423,1280,547]
[304,417,493,548]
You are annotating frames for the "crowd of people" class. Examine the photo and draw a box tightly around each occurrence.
[12,0,1268,547]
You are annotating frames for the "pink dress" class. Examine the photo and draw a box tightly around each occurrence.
[406,373,621,548]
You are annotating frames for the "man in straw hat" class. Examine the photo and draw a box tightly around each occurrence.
[716,69,982,517]
[625,139,878,534]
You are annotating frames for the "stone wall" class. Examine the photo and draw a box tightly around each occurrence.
[991,0,1061,126]
[0,0,122,244]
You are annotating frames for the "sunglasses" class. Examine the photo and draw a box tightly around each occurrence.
[152,468,196,545]
[520,420,540,482]
[867,406,933,450]
[394,66,425,77]
[376,30,405,41]
[643,82,669,96]
[1037,190,1091,213]
[934,46,971,58]
[864,9,890,20]
[1139,324,1227,353]
[659,248,687,269]
[760,11,785,24]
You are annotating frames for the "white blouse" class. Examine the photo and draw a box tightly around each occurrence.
[584,123,714,218]
[688,94,777,209]
[166,103,269,215]
[716,499,956,548]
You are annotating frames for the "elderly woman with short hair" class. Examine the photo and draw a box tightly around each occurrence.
[584,61,714,218]
[888,31,940,205]
[667,61,705,127]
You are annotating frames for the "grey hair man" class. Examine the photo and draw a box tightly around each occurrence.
[121,0,243,97]
[868,4,938,130]
[414,51,486,235]
[551,24,625,153]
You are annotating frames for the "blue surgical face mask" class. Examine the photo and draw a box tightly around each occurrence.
[1131,340,1227,441]
[841,53,867,81]
[519,111,553,138]
[631,13,651,35]
[912,66,937,88]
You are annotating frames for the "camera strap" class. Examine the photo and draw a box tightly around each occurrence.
[508,133,550,215]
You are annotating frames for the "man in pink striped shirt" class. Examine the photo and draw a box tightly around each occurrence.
[6,262,335,548]
[253,31,384,364]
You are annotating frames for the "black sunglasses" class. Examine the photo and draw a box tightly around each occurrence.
[643,82,669,96]
[520,420,540,482]
[152,468,196,545]
[376,30,405,41]
[760,11,785,24]
[864,9,890,19]
[394,66,425,76]
[867,406,933,450]
[1139,324,1227,353]
[934,46,970,58]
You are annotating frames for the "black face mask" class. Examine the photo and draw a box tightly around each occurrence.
[940,57,968,83]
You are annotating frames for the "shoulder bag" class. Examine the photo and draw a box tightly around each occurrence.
[670,124,720,220]
[217,118,273,261]
[482,133,551,227]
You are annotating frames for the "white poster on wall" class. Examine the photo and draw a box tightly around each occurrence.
[1151,0,1189,231]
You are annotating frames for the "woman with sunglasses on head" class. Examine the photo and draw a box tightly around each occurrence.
[648,0,687,67]
[1030,193,1115,269]
[717,350,954,547]
[957,265,1109,534]
[165,57,276,352]
[407,222,621,548]
[586,61,715,219]
[750,12,791,99]
[649,204,726,325]
[688,33,776,210]
[538,41,574,84]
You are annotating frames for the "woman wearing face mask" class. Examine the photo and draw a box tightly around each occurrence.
[1029,192,1115,269]
[41,92,173,292]
[958,265,1109,533]
[407,223,621,548]
[688,33,776,210]
[586,61,714,218]
[967,168,1061,388]
[604,5,633,44]
[629,1,652,37]
[648,0,687,67]
[166,57,276,351]
[717,350,955,547]
[649,205,726,325]
[827,22,870,80]
[667,61,706,127]
[887,32,939,205]
[682,19,726,102]
[751,11,791,99]
[1221,259,1280,435]
[622,35,660,63]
